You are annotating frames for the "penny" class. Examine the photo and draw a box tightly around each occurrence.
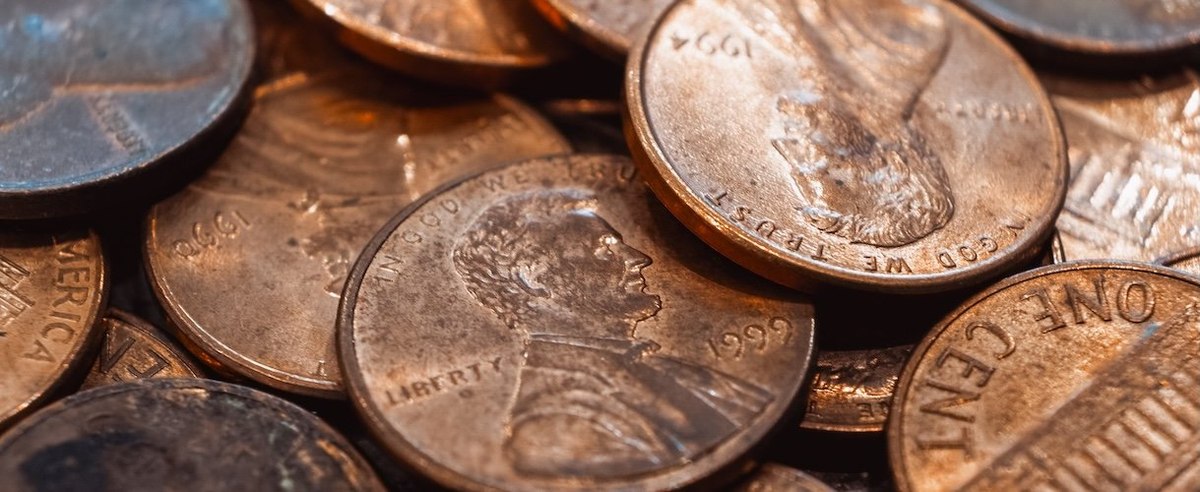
[0,379,385,491]
[145,3,570,398]
[626,0,1067,294]
[1047,71,1200,263]
[530,0,674,58]
[292,0,570,87]
[0,229,105,429]
[801,346,912,433]
[734,464,835,492]
[78,310,201,391]
[890,261,1200,491]
[0,0,254,219]
[1163,248,1200,276]
[340,154,816,491]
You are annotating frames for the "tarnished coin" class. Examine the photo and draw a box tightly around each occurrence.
[801,346,912,433]
[145,5,570,398]
[1048,71,1200,263]
[626,0,1067,294]
[530,0,674,58]
[0,230,105,429]
[0,0,254,219]
[293,0,569,86]
[79,310,201,391]
[340,155,816,491]
[958,0,1200,57]
[0,379,384,491]
[890,262,1200,491]
[734,464,835,492]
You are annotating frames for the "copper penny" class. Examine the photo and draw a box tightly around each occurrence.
[0,0,254,219]
[0,229,105,429]
[734,464,835,492]
[890,261,1200,491]
[1163,248,1200,276]
[145,4,570,399]
[626,0,1067,294]
[801,345,912,433]
[530,0,674,58]
[78,310,201,391]
[1047,71,1200,263]
[0,379,384,491]
[340,154,816,491]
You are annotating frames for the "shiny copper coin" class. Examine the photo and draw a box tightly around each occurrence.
[1048,71,1200,263]
[801,345,912,433]
[0,0,254,219]
[293,0,570,86]
[626,0,1067,294]
[78,310,201,391]
[340,154,816,491]
[890,262,1200,491]
[0,229,105,429]
[734,464,835,492]
[530,0,674,58]
[0,379,384,491]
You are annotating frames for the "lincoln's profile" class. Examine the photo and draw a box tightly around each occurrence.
[452,190,774,478]
[749,0,955,247]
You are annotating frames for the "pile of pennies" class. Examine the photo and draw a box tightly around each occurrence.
[3,0,1200,490]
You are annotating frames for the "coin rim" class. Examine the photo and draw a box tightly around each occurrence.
[530,0,631,60]
[93,309,205,379]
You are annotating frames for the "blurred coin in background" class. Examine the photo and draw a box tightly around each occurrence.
[801,346,913,434]
[734,463,836,492]
[530,0,674,58]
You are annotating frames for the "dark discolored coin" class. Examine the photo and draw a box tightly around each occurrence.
[0,379,385,491]
[801,346,913,433]
[0,230,105,429]
[890,262,1200,491]
[530,0,674,58]
[78,310,201,391]
[0,0,254,219]
[733,464,836,492]
[626,0,1067,294]
[1047,71,1200,263]
[340,154,816,491]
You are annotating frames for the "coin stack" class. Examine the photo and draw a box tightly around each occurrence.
[1,0,1198,491]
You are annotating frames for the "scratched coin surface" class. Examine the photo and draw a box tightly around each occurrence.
[890,262,1200,491]
[733,464,835,492]
[0,379,384,491]
[145,5,570,398]
[530,0,674,57]
[0,0,254,219]
[340,155,816,491]
[627,0,1067,294]
[0,230,105,429]
[801,346,912,433]
[79,310,201,391]
[1047,71,1200,263]
[958,0,1200,57]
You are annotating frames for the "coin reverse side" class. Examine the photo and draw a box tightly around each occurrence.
[801,346,912,433]
[530,0,674,57]
[626,0,1067,294]
[79,310,201,390]
[340,154,816,491]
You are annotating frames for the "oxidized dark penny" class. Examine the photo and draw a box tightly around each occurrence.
[340,155,816,491]
[0,379,385,491]
[1047,71,1200,263]
[145,5,571,398]
[0,230,105,429]
[530,0,674,58]
[78,310,201,391]
[734,464,835,492]
[890,262,1200,491]
[801,346,913,433]
[0,0,254,219]
[626,0,1067,294]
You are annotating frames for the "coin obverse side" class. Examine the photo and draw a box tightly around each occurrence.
[78,310,201,391]
[0,0,254,219]
[530,0,674,58]
[340,155,817,491]
[626,0,1067,294]
[0,379,385,491]
[890,262,1200,491]
[733,464,836,492]
[0,230,105,429]
[800,345,913,433]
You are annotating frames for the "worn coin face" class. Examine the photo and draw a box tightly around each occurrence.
[890,262,1200,491]
[79,310,201,391]
[734,464,835,492]
[0,0,254,219]
[626,0,1066,294]
[0,230,105,429]
[341,155,816,491]
[958,0,1200,57]
[1047,71,1200,263]
[530,0,674,57]
[801,346,912,433]
[0,379,384,491]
